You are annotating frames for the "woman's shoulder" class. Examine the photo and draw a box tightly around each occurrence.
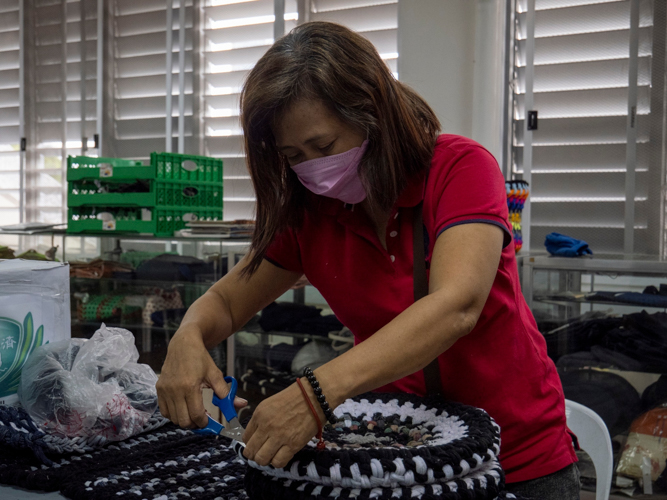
[429,134,501,178]
[433,134,495,159]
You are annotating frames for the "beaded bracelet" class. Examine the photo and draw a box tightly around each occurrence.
[303,367,337,425]
[295,378,326,450]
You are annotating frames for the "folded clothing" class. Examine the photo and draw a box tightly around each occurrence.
[556,346,644,372]
[259,302,344,336]
[150,307,187,328]
[263,342,303,372]
[239,366,296,396]
[133,254,215,282]
[545,232,593,257]
[545,311,667,373]
[641,375,667,412]
[559,369,642,437]
[587,290,667,308]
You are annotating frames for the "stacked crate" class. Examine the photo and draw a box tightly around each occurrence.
[67,153,223,236]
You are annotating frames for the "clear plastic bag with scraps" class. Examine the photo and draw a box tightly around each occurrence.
[17,324,158,441]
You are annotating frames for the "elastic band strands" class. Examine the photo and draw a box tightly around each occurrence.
[303,366,337,425]
[296,378,326,450]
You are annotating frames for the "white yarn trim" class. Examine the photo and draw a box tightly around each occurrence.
[262,459,503,499]
[249,397,501,489]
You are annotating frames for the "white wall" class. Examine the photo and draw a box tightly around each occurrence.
[397,0,507,164]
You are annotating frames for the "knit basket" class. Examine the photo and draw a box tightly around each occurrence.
[245,393,505,500]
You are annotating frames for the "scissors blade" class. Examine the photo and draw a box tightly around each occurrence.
[220,416,245,442]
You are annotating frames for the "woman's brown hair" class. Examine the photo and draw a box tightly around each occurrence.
[240,21,440,277]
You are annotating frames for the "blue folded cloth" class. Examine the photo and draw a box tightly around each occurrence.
[545,232,593,257]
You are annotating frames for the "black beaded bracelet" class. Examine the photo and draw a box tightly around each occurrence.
[303,367,337,425]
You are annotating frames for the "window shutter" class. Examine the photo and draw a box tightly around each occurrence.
[0,0,21,226]
[512,0,658,253]
[26,0,98,225]
[203,0,397,221]
[112,0,194,159]
[0,0,397,226]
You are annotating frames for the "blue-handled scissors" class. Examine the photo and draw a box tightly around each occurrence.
[193,376,245,445]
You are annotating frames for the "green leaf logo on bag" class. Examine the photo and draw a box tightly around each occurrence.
[0,313,44,398]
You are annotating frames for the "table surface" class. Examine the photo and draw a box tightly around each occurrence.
[0,485,67,499]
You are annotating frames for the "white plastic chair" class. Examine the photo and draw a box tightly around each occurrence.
[565,399,614,500]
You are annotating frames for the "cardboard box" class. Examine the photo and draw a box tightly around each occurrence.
[0,259,71,406]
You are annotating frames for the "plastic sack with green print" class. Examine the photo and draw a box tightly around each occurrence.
[0,259,71,406]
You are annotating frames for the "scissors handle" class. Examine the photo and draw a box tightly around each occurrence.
[192,376,239,435]
[195,415,224,435]
[212,375,238,423]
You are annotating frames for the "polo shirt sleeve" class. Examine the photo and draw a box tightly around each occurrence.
[431,144,512,248]
[264,227,304,274]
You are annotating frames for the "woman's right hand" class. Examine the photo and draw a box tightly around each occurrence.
[156,329,247,429]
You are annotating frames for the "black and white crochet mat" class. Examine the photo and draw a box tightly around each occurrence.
[0,394,532,500]
[245,393,528,500]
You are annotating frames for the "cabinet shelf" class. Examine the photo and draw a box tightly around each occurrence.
[71,276,216,287]
[522,251,667,492]
[534,294,667,310]
[71,319,177,333]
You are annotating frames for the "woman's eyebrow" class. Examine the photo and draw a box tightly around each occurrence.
[277,134,333,152]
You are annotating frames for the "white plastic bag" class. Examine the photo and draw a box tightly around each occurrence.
[17,324,158,441]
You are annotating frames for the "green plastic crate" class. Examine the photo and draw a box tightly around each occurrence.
[67,156,153,181]
[67,153,224,235]
[152,152,223,183]
[67,206,223,237]
[68,179,223,209]
[68,153,223,182]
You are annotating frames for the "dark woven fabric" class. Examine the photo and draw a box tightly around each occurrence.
[0,404,170,466]
[245,466,530,500]
[0,422,249,499]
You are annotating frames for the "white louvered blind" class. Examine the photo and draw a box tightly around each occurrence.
[203,0,398,221]
[28,0,98,225]
[112,0,194,159]
[512,0,655,253]
[0,1,21,226]
[0,0,397,226]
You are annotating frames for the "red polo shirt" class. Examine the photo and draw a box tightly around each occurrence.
[265,134,577,483]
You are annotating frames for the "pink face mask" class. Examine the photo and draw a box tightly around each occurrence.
[291,140,368,204]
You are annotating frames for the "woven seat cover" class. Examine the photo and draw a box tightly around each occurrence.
[245,393,507,500]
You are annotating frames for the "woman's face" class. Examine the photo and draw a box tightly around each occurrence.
[273,99,365,167]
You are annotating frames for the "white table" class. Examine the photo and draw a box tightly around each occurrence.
[0,485,67,499]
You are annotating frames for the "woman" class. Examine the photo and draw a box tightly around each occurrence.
[157,22,579,499]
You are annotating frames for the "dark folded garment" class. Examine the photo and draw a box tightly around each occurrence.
[259,302,321,331]
[560,369,642,437]
[259,302,344,336]
[587,291,667,308]
[239,366,296,396]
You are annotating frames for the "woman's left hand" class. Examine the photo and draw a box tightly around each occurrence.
[242,380,322,468]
